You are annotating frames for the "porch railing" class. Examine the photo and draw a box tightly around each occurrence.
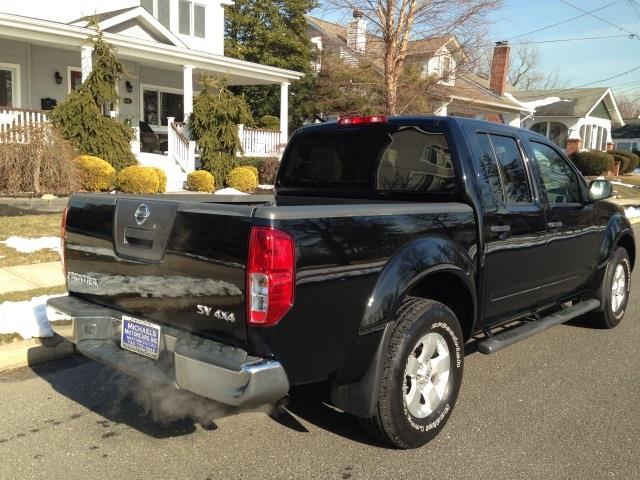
[239,124,283,157]
[0,108,49,143]
[167,117,196,174]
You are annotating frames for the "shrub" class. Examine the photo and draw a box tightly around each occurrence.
[117,166,160,194]
[610,150,640,174]
[0,124,79,195]
[258,157,280,185]
[152,167,167,193]
[186,170,215,192]
[74,155,116,192]
[257,115,280,130]
[226,166,258,192]
[571,150,614,176]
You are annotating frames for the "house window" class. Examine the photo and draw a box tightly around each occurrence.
[0,63,19,108]
[442,56,452,83]
[142,88,184,127]
[142,0,170,29]
[179,1,206,38]
[616,142,632,151]
[530,121,568,149]
[68,68,82,93]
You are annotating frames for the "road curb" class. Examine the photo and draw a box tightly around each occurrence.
[0,334,75,372]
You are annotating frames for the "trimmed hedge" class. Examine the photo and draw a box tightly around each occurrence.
[571,150,614,176]
[610,150,640,174]
[187,170,215,192]
[117,166,160,194]
[226,166,258,192]
[152,167,167,193]
[74,155,116,192]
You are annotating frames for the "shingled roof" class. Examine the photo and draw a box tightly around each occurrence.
[511,88,610,117]
[612,119,640,139]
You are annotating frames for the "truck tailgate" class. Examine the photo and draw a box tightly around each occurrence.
[64,194,265,345]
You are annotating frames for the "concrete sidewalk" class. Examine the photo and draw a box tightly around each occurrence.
[0,261,65,295]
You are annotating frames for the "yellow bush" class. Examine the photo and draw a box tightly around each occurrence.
[117,166,160,194]
[73,155,116,192]
[226,166,258,193]
[187,170,215,192]
[244,165,259,181]
[152,167,167,193]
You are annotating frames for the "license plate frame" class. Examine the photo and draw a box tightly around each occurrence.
[120,316,162,360]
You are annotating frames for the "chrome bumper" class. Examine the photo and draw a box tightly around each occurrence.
[46,296,289,407]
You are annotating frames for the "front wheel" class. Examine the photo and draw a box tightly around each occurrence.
[587,247,631,329]
[360,298,464,449]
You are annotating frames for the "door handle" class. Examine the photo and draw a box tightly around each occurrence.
[490,225,511,233]
[547,221,563,229]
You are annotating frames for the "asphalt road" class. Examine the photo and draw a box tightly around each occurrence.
[2,237,639,479]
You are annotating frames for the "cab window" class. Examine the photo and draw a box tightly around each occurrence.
[530,141,582,205]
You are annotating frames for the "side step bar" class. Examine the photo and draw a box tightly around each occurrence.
[478,298,600,355]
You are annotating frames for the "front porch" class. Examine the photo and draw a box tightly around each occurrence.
[0,12,301,189]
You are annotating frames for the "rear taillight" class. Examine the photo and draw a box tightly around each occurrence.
[247,226,295,326]
[60,207,68,276]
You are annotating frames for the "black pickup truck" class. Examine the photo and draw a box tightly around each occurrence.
[47,115,635,449]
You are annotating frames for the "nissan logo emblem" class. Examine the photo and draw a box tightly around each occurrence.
[134,203,151,225]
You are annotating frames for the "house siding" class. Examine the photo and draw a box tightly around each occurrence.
[30,45,80,110]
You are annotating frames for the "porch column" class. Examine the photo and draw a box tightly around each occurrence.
[183,65,194,122]
[279,82,289,144]
[80,46,93,82]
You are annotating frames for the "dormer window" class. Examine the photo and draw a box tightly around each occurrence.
[179,1,206,38]
[141,0,170,29]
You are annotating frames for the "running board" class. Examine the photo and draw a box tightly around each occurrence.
[478,298,601,355]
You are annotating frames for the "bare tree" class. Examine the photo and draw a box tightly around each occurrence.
[321,0,502,114]
[616,92,640,120]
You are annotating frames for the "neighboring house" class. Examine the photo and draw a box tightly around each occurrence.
[305,13,528,126]
[0,0,303,190]
[612,118,640,153]
[510,87,624,155]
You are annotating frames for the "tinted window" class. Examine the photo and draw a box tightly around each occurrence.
[280,125,456,193]
[475,133,531,204]
[530,141,582,204]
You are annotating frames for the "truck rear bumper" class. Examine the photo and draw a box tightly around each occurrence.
[46,296,289,408]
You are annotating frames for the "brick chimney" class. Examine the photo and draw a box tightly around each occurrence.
[347,10,367,53]
[489,41,510,97]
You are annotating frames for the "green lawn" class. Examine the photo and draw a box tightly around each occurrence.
[0,213,62,267]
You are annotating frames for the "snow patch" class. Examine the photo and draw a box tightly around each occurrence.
[505,93,570,111]
[0,294,67,339]
[214,188,248,195]
[625,207,640,219]
[258,184,274,190]
[1,236,60,254]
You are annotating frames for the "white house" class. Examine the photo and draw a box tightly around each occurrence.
[0,1,303,190]
[509,87,625,155]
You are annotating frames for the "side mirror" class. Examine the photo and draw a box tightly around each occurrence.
[589,179,613,200]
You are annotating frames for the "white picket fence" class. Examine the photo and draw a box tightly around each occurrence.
[239,124,283,157]
[0,108,49,143]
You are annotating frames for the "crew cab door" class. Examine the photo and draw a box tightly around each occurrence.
[468,129,548,326]
[524,139,601,304]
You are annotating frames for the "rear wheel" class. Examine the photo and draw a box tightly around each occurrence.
[360,298,464,449]
[587,247,631,329]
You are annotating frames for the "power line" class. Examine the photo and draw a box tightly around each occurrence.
[554,64,640,95]
[507,0,621,40]
[510,33,630,45]
[558,0,640,40]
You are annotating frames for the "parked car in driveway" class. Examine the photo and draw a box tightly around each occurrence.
[48,115,635,448]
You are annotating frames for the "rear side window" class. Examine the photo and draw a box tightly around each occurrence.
[475,133,532,204]
[279,125,456,194]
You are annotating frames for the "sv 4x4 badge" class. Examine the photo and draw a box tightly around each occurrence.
[196,305,236,323]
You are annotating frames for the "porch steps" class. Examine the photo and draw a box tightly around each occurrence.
[136,152,187,192]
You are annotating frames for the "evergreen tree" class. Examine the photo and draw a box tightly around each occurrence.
[50,23,136,170]
[188,77,253,189]
[225,0,316,129]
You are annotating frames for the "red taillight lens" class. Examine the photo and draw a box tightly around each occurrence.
[60,207,68,276]
[247,226,295,326]
[338,115,388,126]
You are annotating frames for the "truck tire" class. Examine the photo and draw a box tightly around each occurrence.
[587,247,631,329]
[360,298,464,449]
